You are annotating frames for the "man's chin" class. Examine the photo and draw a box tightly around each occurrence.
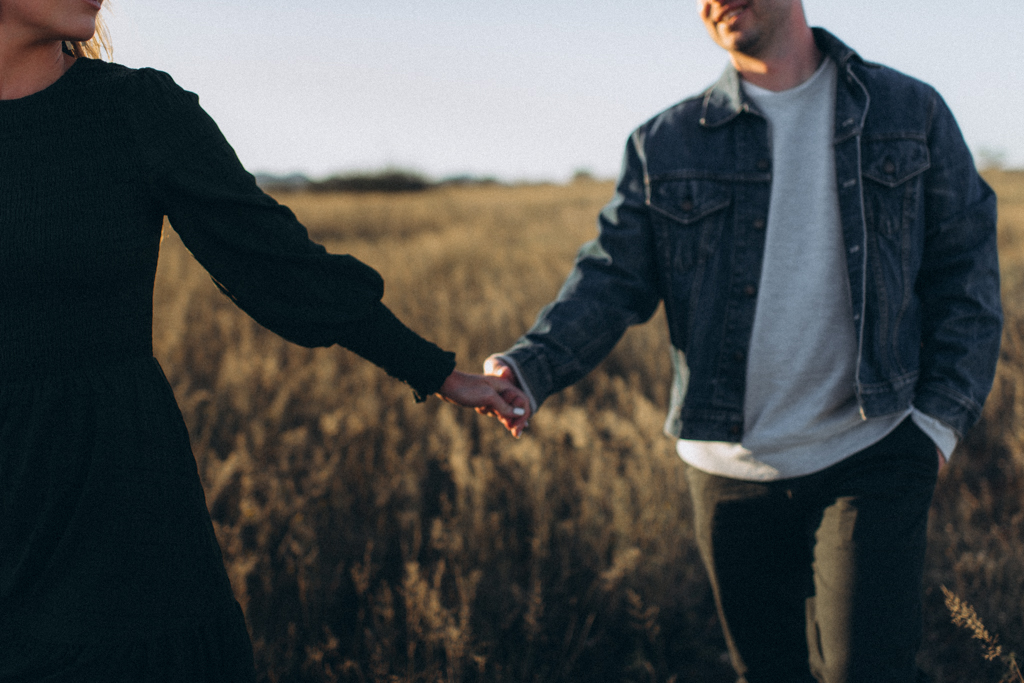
[714,27,760,54]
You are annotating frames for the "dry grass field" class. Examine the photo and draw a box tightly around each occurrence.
[152,172,1024,682]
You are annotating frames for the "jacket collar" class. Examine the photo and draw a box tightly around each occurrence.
[700,28,864,128]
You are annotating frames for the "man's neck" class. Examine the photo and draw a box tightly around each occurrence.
[731,25,821,92]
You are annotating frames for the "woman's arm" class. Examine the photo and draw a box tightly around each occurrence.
[126,67,455,398]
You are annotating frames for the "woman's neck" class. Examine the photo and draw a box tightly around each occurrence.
[0,39,74,101]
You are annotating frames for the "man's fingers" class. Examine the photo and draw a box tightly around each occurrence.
[509,416,529,438]
[495,414,528,439]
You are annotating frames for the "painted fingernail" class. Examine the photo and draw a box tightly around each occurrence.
[513,407,526,416]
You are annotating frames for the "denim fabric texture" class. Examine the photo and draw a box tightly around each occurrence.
[501,29,1002,443]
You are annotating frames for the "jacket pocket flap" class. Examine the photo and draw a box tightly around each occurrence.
[648,180,731,226]
[862,139,930,187]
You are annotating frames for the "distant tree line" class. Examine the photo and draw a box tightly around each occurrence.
[255,169,500,194]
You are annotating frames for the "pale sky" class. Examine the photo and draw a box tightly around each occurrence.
[105,1,1023,183]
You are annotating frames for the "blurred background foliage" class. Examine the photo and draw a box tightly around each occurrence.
[152,173,1024,682]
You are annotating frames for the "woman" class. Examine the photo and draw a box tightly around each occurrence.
[0,2,525,680]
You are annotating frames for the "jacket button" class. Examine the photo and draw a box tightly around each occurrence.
[757,159,770,171]
[884,161,896,174]
[681,200,694,211]
[753,218,766,230]
[743,285,757,296]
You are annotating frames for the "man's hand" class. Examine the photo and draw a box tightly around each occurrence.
[436,370,531,438]
[482,357,532,437]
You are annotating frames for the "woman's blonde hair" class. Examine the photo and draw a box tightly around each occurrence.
[64,12,112,60]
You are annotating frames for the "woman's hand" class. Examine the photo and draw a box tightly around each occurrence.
[436,370,531,437]
[482,357,532,437]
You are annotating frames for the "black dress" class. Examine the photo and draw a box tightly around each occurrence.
[0,58,455,681]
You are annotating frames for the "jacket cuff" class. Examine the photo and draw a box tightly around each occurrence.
[499,346,556,411]
[487,354,539,414]
[911,384,978,442]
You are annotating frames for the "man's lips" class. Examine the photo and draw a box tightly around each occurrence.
[712,2,748,24]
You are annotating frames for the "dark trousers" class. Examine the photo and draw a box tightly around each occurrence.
[684,418,938,683]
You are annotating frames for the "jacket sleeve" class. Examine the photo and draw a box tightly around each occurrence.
[126,68,455,399]
[501,130,662,408]
[913,91,1002,437]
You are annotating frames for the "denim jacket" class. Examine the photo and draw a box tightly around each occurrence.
[501,29,1002,442]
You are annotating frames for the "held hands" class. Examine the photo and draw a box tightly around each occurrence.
[483,357,531,437]
[436,369,532,438]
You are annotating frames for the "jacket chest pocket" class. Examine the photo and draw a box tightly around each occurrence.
[647,179,731,273]
[861,138,930,241]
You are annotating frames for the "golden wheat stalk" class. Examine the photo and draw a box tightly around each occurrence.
[942,585,1023,683]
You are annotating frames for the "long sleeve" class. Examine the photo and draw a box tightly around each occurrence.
[501,131,662,408]
[913,91,1001,436]
[125,68,454,398]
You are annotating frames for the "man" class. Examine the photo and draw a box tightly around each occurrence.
[485,1,1002,681]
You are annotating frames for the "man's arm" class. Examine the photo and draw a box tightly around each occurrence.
[913,91,1002,441]
[489,131,663,413]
